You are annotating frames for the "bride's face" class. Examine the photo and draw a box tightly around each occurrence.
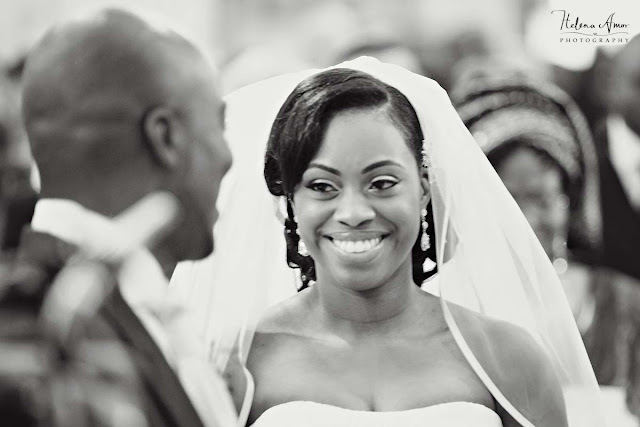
[293,108,429,291]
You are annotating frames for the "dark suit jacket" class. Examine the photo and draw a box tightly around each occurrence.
[593,121,640,281]
[0,229,205,426]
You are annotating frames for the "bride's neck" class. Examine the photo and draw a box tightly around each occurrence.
[312,264,424,336]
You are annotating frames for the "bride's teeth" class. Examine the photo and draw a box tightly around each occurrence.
[332,237,382,253]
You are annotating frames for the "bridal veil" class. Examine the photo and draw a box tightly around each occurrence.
[171,57,605,426]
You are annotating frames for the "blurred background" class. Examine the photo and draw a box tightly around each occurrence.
[2,0,640,424]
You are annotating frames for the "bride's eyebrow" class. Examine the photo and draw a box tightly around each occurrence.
[361,160,402,174]
[307,163,340,176]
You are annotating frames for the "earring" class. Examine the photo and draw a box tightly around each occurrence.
[420,207,430,251]
[286,196,309,257]
[421,143,429,169]
[292,214,309,256]
[298,235,309,256]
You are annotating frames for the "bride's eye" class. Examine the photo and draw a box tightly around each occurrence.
[370,176,399,191]
[307,179,338,193]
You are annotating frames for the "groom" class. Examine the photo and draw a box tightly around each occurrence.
[0,9,233,426]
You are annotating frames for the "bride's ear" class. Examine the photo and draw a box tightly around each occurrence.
[420,167,431,207]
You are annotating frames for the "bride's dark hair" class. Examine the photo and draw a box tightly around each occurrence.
[264,68,436,290]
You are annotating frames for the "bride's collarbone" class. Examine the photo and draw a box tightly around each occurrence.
[248,293,494,417]
[250,329,493,415]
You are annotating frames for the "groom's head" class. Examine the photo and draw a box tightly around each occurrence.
[22,9,231,268]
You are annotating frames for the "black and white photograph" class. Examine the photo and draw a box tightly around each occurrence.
[1,0,639,426]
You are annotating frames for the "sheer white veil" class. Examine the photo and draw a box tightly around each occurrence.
[170,57,605,426]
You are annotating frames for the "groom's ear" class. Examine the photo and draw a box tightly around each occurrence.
[420,167,431,207]
[142,106,186,169]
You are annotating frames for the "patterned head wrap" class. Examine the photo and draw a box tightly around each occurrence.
[453,70,602,256]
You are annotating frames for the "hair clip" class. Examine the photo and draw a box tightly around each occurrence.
[421,142,429,169]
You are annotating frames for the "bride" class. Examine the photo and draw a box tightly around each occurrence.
[248,65,563,426]
[171,58,605,426]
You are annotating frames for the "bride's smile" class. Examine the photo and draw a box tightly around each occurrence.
[327,233,384,253]
[325,233,385,262]
[292,108,429,290]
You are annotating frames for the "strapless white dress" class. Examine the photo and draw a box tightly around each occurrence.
[250,401,503,426]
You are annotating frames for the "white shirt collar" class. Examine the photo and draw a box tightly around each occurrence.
[31,200,241,426]
[31,198,169,310]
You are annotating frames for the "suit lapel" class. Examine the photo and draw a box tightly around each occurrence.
[103,288,204,427]
[14,229,207,426]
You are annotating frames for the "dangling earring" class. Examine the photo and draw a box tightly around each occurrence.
[292,213,309,257]
[298,235,309,256]
[286,196,309,258]
[420,207,430,251]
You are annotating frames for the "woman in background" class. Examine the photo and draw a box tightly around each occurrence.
[454,75,640,388]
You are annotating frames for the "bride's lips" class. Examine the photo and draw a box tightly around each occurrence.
[323,231,389,257]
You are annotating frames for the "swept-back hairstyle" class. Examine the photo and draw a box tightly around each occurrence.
[264,68,436,290]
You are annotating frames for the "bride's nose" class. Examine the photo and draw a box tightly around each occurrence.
[334,189,375,227]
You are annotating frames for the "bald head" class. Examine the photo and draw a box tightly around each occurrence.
[23,9,207,112]
[21,9,231,266]
[24,9,213,155]
[22,8,220,196]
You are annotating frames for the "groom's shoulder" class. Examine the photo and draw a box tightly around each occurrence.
[0,258,149,425]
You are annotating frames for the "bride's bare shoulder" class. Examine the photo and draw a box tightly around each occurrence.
[254,288,314,334]
[248,288,316,361]
[446,304,553,368]
[446,304,568,426]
